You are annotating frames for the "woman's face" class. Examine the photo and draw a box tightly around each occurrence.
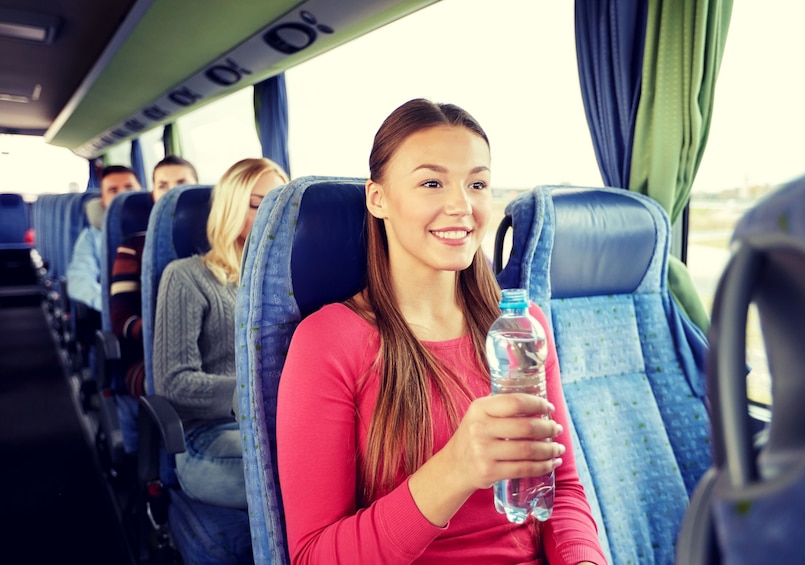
[367,125,491,276]
[240,170,286,243]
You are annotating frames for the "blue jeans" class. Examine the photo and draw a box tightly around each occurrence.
[175,420,247,509]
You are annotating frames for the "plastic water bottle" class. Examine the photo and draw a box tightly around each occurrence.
[486,288,554,523]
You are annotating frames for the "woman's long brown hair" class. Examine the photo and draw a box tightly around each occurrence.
[352,99,501,503]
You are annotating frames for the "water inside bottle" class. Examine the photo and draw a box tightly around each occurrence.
[494,476,555,523]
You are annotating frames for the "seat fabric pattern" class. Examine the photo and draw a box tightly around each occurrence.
[499,186,711,565]
[236,176,367,565]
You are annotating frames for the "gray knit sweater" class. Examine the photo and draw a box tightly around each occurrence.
[153,255,238,431]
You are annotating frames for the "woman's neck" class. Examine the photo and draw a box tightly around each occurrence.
[392,271,465,342]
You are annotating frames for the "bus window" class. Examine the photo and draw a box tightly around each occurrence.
[0,134,87,199]
[284,0,602,259]
[177,87,262,184]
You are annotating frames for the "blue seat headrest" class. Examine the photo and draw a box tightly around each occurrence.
[120,192,154,238]
[551,188,658,298]
[0,193,24,207]
[173,187,212,258]
[290,181,367,318]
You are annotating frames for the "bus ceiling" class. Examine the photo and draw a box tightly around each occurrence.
[0,0,437,159]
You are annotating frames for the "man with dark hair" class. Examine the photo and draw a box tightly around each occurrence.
[150,155,198,201]
[110,156,198,397]
[66,165,142,312]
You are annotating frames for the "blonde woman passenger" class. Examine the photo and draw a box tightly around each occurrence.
[153,157,289,508]
[276,100,606,563]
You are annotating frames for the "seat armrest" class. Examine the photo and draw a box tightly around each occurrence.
[137,395,185,484]
[94,329,120,390]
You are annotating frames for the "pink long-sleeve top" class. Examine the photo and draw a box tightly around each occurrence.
[277,302,606,565]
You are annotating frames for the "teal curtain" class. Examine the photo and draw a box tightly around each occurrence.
[628,0,732,331]
[629,0,732,223]
[162,123,183,157]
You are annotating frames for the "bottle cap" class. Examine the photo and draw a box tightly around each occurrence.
[499,288,529,309]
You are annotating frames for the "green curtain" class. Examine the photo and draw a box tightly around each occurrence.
[162,122,183,157]
[629,0,733,332]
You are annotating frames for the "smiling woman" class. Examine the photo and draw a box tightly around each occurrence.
[274,98,606,565]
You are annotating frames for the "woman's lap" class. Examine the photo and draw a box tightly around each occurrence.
[175,419,247,509]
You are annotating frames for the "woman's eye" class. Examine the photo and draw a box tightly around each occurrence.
[249,202,261,210]
[469,181,487,190]
[422,180,441,188]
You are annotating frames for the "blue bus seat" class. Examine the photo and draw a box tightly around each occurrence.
[140,184,253,565]
[236,176,367,565]
[496,186,711,565]
[0,193,39,305]
[94,191,154,470]
[0,192,30,244]
[677,175,805,565]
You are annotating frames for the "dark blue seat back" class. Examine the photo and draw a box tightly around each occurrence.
[101,191,154,332]
[236,176,367,565]
[0,193,29,245]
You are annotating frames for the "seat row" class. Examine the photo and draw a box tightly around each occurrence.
[32,192,101,375]
[32,174,796,564]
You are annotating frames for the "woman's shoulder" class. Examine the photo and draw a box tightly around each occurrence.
[294,302,376,344]
[159,255,210,290]
[163,255,206,275]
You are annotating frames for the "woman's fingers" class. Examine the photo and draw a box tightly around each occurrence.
[485,414,562,441]
[477,393,554,419]
[484,434,566,461]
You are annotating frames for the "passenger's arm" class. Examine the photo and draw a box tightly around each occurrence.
[66,228,102,311]
[152,261,235,421]
[109,237,143,343]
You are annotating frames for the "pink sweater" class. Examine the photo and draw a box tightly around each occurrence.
[277,303,606,565]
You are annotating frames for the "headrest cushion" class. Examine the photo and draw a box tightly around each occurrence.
[173,187,211,258]
[291,182,367,318]
[551,189,657,298]
[120,192,154,238]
